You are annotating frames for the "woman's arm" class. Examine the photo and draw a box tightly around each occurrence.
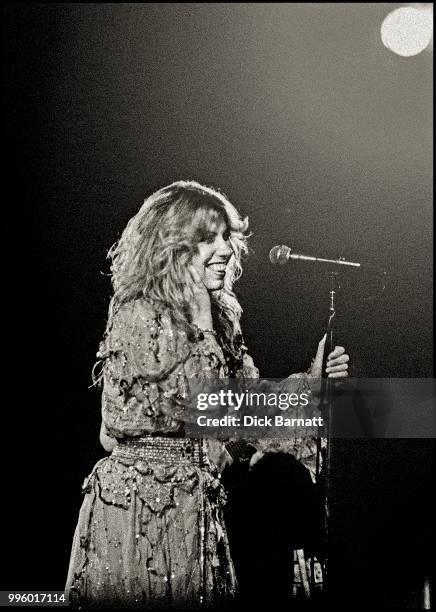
[98,297,199,437]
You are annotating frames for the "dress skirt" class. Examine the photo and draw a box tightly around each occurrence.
[65,437,237,609]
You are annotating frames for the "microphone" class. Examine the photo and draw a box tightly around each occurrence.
[269,245,362,268]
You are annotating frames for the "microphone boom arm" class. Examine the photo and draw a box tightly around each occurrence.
[289,253,361,267]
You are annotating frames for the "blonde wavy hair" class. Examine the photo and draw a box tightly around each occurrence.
[105,180,249,357]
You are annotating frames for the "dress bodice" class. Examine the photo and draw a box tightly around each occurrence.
[97,296,259,438]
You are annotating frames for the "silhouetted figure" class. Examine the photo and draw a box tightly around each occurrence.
[222,450,324,607]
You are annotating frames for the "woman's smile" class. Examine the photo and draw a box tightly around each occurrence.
[205,260,228,275]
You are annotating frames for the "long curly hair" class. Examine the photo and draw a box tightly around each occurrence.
[105,180,250,358]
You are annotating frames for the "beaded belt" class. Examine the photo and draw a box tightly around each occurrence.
[112,436,204,466]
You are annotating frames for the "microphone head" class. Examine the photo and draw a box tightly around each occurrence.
[269,245,291,264]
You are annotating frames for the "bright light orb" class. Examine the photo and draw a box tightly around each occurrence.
[381,6,433,57]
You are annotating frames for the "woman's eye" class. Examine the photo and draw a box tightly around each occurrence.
[197,231,214,243]
[199,229,230,243]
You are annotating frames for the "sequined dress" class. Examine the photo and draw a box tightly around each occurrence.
[65,296,260,609]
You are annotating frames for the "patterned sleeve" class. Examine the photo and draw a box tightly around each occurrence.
[98,298,192,438]
[231,343,322,479]
[250,370,323,482]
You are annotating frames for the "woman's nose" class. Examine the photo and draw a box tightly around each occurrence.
[216,235,233,256]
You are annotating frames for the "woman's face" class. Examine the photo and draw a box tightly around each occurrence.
[191,219,233,292]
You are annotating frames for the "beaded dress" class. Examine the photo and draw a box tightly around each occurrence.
[65,296,258,608]
[65,296,315,608]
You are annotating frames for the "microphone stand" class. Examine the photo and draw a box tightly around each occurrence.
[314,271,338,598]
[269,246,387,599]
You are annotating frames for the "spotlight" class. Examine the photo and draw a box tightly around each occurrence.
[381,5,433,57]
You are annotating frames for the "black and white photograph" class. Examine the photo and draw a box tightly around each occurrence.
[3,3,434,610]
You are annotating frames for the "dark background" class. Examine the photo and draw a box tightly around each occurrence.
[3,3,433,607]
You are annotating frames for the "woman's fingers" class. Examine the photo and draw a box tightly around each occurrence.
[186,265,213,328]
[188,267,209,303]
[188,264,203,285]
[327,354,349,368]
[186,265,207,300]
[327,345,345,360]
[326,345,349,377]
[328,371,349,378]
[326,363,349,373]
